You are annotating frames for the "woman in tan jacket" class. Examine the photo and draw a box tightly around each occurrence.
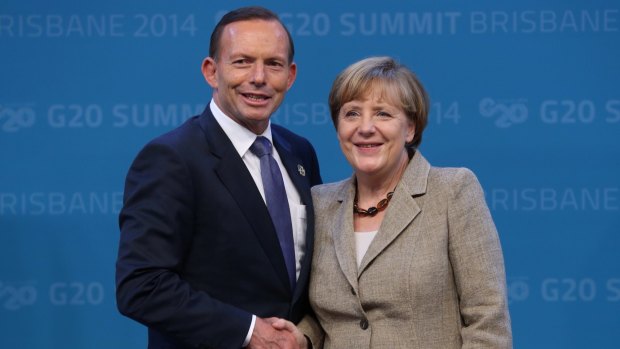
[275,56,512,348]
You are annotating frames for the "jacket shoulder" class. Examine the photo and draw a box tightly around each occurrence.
[311,179,349,207]
[146,115,203,149]
[428,166,479,187]
[272,123,315,152]
[272,123,308,141]
[427,166,486,206]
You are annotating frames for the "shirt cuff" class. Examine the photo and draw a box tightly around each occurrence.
[243,314,256,347]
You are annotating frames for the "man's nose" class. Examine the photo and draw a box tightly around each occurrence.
[250,62,265,85]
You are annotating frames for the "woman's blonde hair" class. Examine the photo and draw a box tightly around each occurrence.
[328,56,429,148]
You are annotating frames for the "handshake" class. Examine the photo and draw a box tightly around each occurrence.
[247,317,309,349]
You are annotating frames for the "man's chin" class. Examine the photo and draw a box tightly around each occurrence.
[245,110,274,123]
[240,117,271,134]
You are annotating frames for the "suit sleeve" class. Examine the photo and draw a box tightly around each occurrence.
[115,141,251,349]
[447,168,513,348]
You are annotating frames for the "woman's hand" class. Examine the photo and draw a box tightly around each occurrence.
[270,318,309,349]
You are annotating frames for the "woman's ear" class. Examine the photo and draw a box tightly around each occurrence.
[406,122,416,144]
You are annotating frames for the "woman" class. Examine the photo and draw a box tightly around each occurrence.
[276,56,512,348]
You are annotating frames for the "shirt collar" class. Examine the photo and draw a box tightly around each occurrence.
[209,99,273,157]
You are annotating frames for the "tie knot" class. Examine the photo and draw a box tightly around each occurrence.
[250,136,272,157]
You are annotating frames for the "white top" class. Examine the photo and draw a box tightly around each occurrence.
[354,230,378,268]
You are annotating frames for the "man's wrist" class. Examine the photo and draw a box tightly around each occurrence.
[243,315,257,347]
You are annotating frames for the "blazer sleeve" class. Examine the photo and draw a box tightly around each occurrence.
[297,314,325,349]
[115,141,251,349]
[447,168,513,348]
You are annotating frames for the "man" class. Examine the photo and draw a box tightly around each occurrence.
[115,7,321,349]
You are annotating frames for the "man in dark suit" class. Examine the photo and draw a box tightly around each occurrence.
[115,7,322,349]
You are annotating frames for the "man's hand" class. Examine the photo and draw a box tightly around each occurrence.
[271,318,308,349]
[247,317,300,349]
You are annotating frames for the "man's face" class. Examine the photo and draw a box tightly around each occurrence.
[202,19,297,134]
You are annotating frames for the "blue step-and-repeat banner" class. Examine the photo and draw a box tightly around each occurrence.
[1,0,619,348]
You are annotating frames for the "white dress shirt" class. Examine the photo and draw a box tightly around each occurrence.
[210,100,307,346]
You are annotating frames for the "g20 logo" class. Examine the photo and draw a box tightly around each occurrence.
[507,278,530,303]
[0,282,37,310]
[479,98,528,128]
[49,282,104,306]
[0,104,36,132]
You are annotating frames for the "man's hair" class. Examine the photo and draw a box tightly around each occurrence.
[209,6,295,63]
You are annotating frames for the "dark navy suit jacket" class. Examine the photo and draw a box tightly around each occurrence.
[115,106,322,349]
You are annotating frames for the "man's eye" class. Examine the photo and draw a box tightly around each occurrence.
[267,60,284,68]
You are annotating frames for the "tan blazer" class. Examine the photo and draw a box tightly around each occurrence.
[299,151,512,349]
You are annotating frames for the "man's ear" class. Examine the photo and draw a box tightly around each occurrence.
[202,57,218,89]
[286,62,297,91]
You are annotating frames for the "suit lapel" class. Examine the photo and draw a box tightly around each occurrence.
[272,130,314,301]
[331,178,360,291]
[198,109,291,291]
[358,151,431,275]
[272,130,312,207]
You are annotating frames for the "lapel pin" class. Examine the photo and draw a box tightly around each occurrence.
[297,164,306,176]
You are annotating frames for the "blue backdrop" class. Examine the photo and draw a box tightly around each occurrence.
[1,1,619,348]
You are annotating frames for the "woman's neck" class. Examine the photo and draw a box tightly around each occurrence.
[355,152,409,204]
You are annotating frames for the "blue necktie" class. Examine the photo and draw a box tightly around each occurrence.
[250,136,296,290]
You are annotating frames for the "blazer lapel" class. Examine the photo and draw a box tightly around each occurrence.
[358,152,431,275]
[331,178,360,291]
[198,109,291,291]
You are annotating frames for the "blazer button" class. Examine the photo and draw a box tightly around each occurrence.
[359,318,369,330]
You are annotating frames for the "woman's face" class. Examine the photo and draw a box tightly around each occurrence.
[336,87,415,180]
